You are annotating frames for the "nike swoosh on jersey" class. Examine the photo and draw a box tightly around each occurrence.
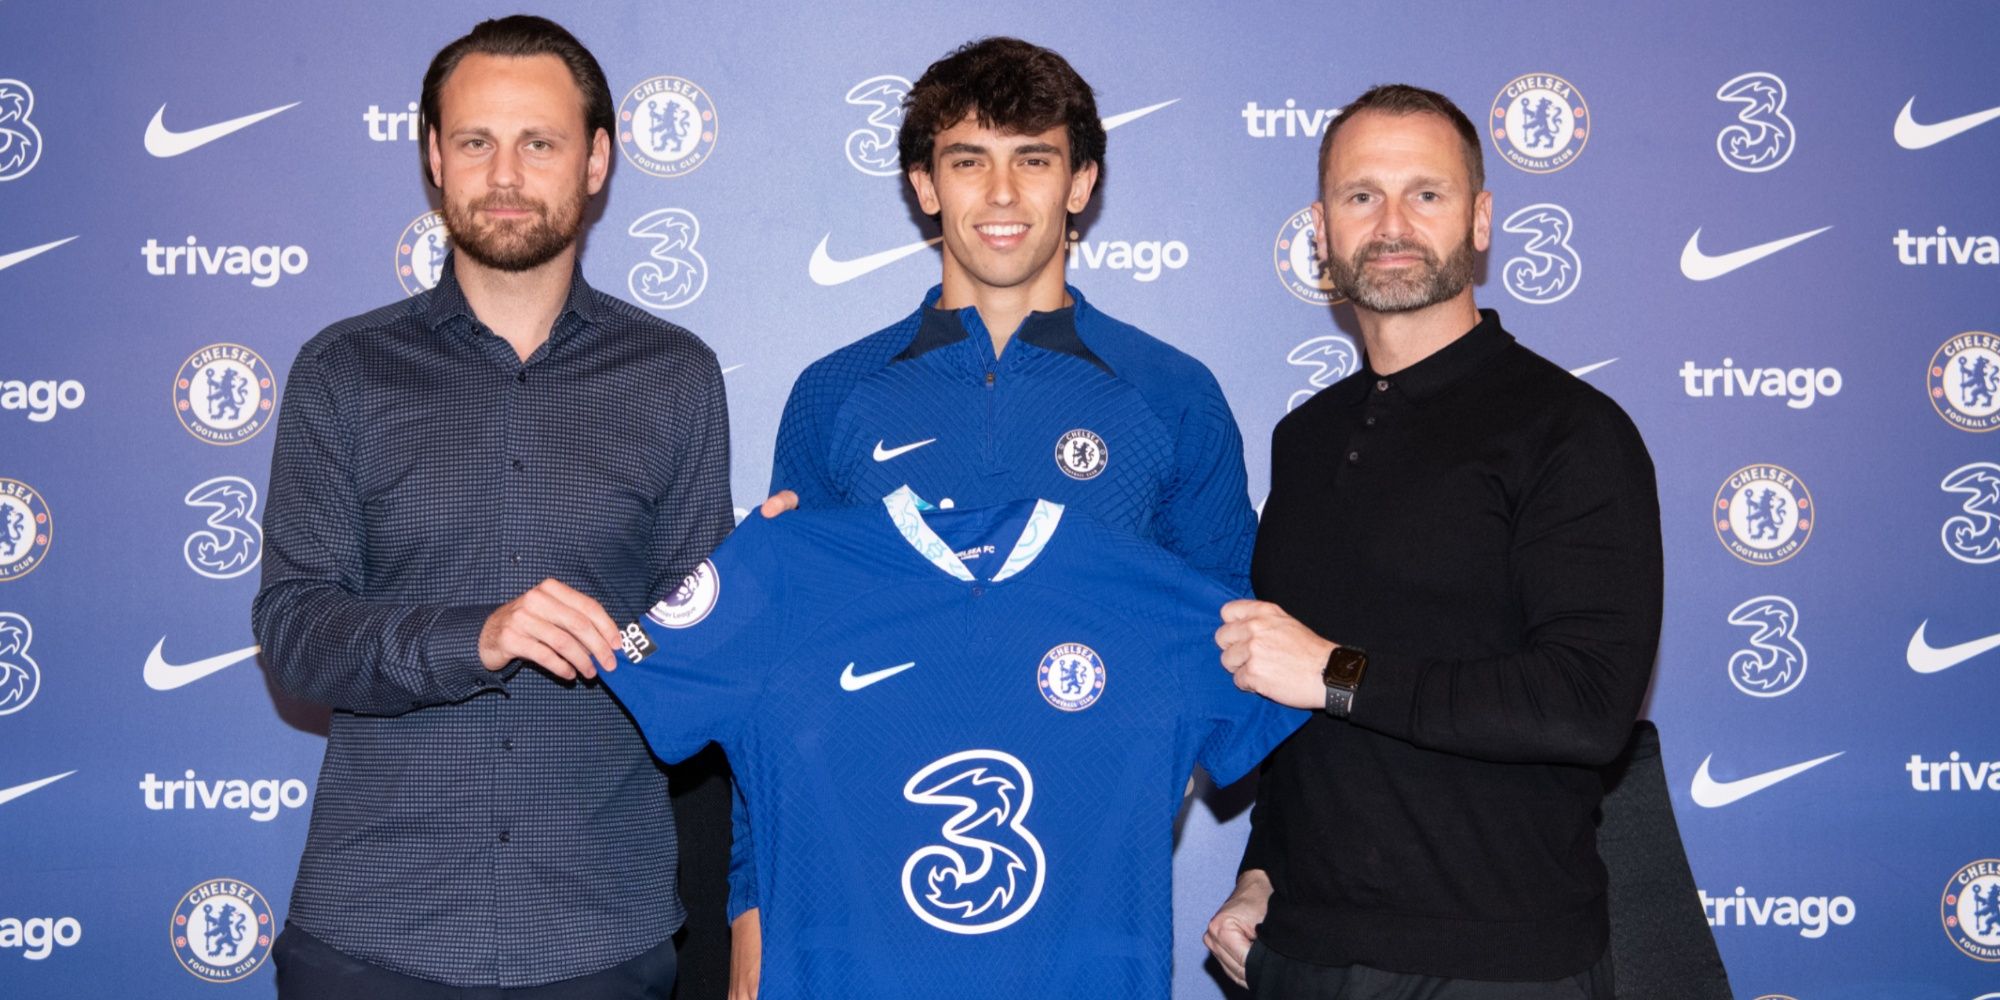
[1567,358,1617,378]
[1679,226,1832,281]
[809,235,943,286]
[873,438,937,462]
[143,638,261,691]
[1689,751,1843,808]
[1894,97,2000,150]
[840,660,916,691]
[0,236,78,273]
[1101,99,1179,130]
[144,101,300,158]
[1906,620,2000,674]
[0,771,76,807]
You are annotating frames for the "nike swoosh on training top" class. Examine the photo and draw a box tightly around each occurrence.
[873,438,937,462]
[1894,97,2000,150]
[1689,751,1843,808]
[0,236,78,273]
[145,101,300,158]
[1906,620,2000,674]
[0,771,76,807]
[1101,99,1179,130]
[1567,359,1617,378]
[144,638,261,691]
[1679,226,1832,281]
[809,235,943,286]
[839,660,916,691]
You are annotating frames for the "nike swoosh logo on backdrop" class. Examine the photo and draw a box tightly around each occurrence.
[1906,620,2000,674]
[1101,99,1179,130]
[1894,97,2000,150]
[1567,359,1617,378]
[0,771,76,807]
[144,639,260,691]
[1690,751,1843,807]
[809,235,942,286]
[839,661,916,691]
[0,236,78,273]
[145,101,300,158]
[1680,226,1832,281]
[873,438,936,462]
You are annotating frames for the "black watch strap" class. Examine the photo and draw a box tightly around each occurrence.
[1324,683,1355,719]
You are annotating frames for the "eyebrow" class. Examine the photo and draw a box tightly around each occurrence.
[937,141,1065,159]
[1334,173,1459,192]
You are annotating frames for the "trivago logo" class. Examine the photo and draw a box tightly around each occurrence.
[142,770,308,822]
[1907,753,2000,792]
[1066,230,1188,282]
[141,237,308,288]
[0,916,81,960]
[0,379,84,423]
[1701,885,1856,938]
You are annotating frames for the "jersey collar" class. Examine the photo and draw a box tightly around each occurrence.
[893,284,1115,375]
[882,485,1065,583]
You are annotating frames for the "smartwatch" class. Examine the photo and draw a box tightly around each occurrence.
[1322,645,1368,719]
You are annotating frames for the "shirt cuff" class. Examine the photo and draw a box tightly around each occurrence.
[428,603,508,701]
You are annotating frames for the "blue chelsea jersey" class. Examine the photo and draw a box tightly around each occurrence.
[771,285,1257,593]
[601,489,1305,1000]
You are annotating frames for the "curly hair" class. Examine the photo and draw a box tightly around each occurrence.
[899,37,1105,177]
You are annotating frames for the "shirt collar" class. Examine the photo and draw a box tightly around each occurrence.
[423,252,600,343]
[1364,308,1513,404]
[895,284,1114,375]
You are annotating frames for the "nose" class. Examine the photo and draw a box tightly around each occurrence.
[988,162,1017,207]
[488,144,522,190]
[1375,197,1409,242]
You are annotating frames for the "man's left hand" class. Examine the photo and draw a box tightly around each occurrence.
[1216,599,1336,710]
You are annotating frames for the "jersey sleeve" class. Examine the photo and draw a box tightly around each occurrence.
[1174,575,1310,787]
[600,517,788,765]
[1158,368,1257,593]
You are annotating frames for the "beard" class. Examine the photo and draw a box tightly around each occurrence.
[442,182,587,273]
[1325,230,1477,313]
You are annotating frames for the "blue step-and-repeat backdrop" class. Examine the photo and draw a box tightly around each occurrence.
[3,2,1997,998]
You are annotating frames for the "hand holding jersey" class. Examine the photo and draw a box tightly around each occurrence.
[477,577,623,680]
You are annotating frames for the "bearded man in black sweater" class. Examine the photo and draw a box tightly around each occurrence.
[1202,84,1662,1000]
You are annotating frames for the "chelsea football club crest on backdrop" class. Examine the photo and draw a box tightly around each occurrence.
[619,76,718,177]
[396,211,450,296]
[1941,859,2000,961]
[1929,332,2000,432]
[170,879,273,982]
[1490,73,1589,173]
[1715,465,1813,565]
[174,344,275,445]
[0,478,52,582]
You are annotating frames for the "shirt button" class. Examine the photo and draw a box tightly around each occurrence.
[498,831,511,844]
[510,553,522,564]
[1347,451,1361,464]
[1375,379,1389,392]
[502,738,514,751]
[1364,416,1378,427]
[515,371,528,384]
[510,458,524,471]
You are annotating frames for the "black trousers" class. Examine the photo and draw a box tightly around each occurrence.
[273,923,677,1000]
[1247,940,1614,1000]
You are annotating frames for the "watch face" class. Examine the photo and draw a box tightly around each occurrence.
[1324,647,1367,688]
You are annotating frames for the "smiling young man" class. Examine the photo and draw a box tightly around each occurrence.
[255,16,731,999]
[729,36,1258,996]
[1201,84,1662,999]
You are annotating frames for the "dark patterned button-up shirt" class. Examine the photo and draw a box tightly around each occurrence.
[253,255,732,987]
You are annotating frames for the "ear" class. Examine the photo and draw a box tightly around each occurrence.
[908,166,940,216]
[1310,199,1329,264]
[1065,160,1099,215]
[426,127,444,189]
[586,126,611,197]
[1472,189,1493,253]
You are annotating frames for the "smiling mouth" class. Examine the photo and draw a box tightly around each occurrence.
[976,223,1028,238]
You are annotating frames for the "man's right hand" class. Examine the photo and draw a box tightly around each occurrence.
[1204,868,1273,989]
[758,490,799,519]
[729,907,762,1000]
[478,578,621,680]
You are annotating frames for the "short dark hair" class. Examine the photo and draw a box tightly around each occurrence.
[418,15,613,188]
[1317,84,1484,195]
[899,37,1106,178]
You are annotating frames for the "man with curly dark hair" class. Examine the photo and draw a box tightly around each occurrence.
[731,36,1258,997]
